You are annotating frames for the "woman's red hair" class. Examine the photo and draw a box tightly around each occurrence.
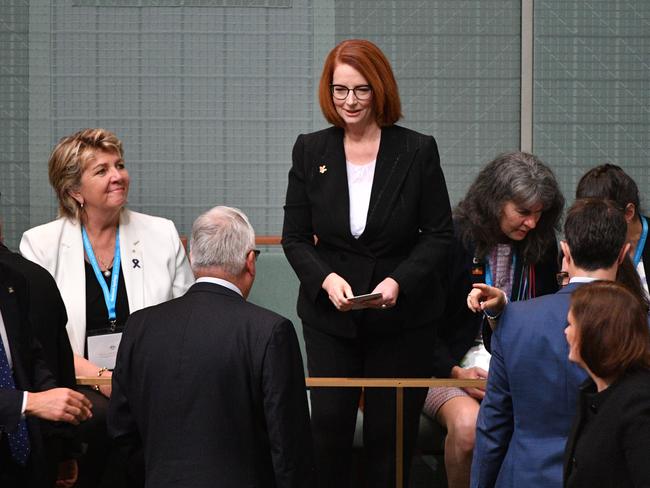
[318,39,402,128]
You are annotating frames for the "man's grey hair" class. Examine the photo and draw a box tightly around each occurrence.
[190,206,256,276]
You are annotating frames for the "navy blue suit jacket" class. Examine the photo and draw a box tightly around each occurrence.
[470,282,588,488]
[0,263,58,483]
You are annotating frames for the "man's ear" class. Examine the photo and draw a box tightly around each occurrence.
[617,242,631,265]
[624,203,636,224]
[245,250,256,279]
[560,241,572,265]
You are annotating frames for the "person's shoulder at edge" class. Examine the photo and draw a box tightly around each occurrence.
[495,287,568,335]
[295,126,341,145]
[120,208,177,230]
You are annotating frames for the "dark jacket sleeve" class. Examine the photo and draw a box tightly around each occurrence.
[282,134,335,303]
[432,233,483,377]
[262,319,315,488]
[107,311,140,443]
[0,389,24,432]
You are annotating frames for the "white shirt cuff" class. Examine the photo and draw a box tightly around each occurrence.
[21,391,28,417]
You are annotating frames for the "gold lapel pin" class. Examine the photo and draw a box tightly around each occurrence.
[319,165,327,174]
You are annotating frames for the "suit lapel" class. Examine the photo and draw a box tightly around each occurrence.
[0,273,29,387]
[360,126,414,243]
[316,128,352,238]
[57,219,87,356]
[119,210,144,313]
[314,126,415,245]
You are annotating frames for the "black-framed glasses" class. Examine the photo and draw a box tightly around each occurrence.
[330,84,373,101]
[251,249,261,260]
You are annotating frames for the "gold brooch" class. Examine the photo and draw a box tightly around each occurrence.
[319,165,327,174]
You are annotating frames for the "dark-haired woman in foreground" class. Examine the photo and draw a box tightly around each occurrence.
[282,39,452,487]
[564,281,650,487]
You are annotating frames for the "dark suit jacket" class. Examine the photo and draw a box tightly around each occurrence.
[0,263,58,484]
[470,283,588,488]
[0,244,79,472]
[108,282,314,488]
[282,125,453,337]
[564,369,650,488]
[0,243,74,389]
[432,226,558,376]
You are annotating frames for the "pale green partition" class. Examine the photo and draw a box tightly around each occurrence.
[247,251,306,373]
[534,0,650,205]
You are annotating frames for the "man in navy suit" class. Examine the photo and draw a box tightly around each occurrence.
[470,198,629,488]
[0,255,93,487]
[108,206,314,488]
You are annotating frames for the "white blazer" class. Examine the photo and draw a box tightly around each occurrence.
[20,209,195,356]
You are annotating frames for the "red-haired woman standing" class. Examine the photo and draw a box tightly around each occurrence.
[282,39,453,487]
[564,281,650,487]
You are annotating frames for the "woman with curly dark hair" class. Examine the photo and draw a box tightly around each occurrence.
[422,151,564,488]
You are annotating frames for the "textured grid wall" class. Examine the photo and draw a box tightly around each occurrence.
[0,2,30,248]
[534,0,650,208]
[335,0,522,203]
[38,0,316,244]
[3,1,649,248]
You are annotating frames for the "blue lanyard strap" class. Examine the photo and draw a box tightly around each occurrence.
[81,227,121,323]
[633,215,648,268]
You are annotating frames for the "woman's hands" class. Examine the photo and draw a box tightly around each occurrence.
[467,283,507,315]
[74,354,113,398]
[451,365,488,399]
[98,370,112,398]
[367,277,399,309]
[322,273,354,311]
[322,274,399,311]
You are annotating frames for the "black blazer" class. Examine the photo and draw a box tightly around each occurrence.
[108,282,314,488]
[0,245,79,473]
[564,369,650,488]
[0,244,74,390]
[282,125,453,337]
[0,264,58,485]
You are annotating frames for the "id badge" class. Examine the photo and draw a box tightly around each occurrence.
[87,329,123,369]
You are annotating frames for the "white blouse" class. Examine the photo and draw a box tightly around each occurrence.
[346,160,376,238]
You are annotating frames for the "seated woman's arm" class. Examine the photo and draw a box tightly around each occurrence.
[74,355,112,398]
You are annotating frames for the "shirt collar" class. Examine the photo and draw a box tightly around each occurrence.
[569,276,600,284]
[195,277,243,297]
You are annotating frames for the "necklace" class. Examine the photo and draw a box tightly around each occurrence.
[96,255,114,277]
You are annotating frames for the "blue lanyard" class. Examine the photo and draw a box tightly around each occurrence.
[81,227,121,324]
[484,253,517,289]
[633,215,648,268]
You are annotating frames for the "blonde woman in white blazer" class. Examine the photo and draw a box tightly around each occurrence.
[20,128,194,488]
[21,209,193,359]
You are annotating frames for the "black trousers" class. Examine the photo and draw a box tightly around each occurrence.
[0,434,50,488]
[304,322,436,488]
[76,388,144,488]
